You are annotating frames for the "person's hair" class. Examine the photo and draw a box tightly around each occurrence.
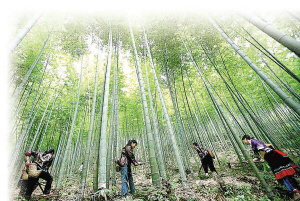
[193,143,206,152]
[242,135,252,140]
[43,148,55,156]
[126,139,137,146]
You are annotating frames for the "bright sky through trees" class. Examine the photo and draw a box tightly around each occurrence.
[2,1,300,200]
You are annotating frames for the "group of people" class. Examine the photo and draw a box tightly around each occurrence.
[18,136,300,200]
[116,137,300,200]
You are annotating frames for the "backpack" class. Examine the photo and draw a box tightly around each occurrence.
[115,157,121,172]
[28,163,42,178]
[208,150,215,159]
[22,170,28,180]
[115,151,127,172]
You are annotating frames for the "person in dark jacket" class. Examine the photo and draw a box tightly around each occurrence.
[193,142,216,177]
[120,140,141,197]
[242,135,300,200]
[20,148,55,200]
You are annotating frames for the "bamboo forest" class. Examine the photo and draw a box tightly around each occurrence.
[8,9,300,201]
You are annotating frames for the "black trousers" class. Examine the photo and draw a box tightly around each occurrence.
[22,171,53,200]
[202,154,216,173]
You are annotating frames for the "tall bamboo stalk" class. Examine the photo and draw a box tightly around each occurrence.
[56,56,84,188]
[98,27,113,189]
[208,17,300,117]
[129,18,161,188]
[239,10,300,57]
[9,12,43,52]
[179,32,273,197]
[144,49,167,180]
[143,28,188,188]
[112,44,120,186]
[11,31,52,106]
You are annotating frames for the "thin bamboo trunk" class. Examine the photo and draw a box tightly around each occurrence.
[98,28,113,189]
[56,56,84,188]
[208,17,300,117]
[179,32,273,197]
[239,11,300,57]
[9,12,43,52]
[11,31,52,106]
[144,50,167,180]
[143,28,187,188]
[129,18,161,188]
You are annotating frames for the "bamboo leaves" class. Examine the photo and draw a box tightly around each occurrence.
[207,17,300,117]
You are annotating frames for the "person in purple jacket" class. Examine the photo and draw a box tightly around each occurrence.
[242,135,269,163]
[242,135,300,200]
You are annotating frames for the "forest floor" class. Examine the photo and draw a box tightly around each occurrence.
[11,155,300,201]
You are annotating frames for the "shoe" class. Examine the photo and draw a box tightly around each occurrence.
[205,173,209,177]
[44,192,53,198]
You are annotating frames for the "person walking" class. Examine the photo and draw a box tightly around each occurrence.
[193,142,217,178]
